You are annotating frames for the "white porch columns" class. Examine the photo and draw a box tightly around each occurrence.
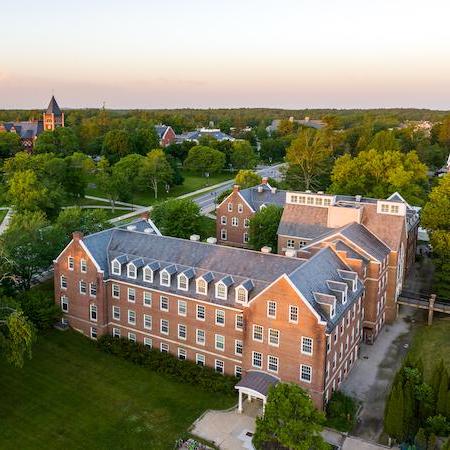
[238,389,243,413]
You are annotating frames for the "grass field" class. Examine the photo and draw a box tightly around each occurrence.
[86,170,233,206]
[0,330,236,450]
[408,317,450,381]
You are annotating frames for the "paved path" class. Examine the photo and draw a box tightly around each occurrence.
[84,195,144,209]
[63,205,135,211]
[0,208,13,235]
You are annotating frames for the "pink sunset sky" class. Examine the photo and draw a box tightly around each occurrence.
[1,0,450,109]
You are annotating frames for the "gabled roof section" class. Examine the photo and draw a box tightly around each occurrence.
[239,185,286,211]
[46,96,62,115]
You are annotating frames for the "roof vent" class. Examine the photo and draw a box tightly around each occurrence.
[127,225,137,231]
[257,185,263,193]
[190,234,200,241]
[355,195,362,202]
[206,237,217,244]
[261,246,272,254]
[285,249,296,258]
[305,190,312,193]
[144,228,153,234]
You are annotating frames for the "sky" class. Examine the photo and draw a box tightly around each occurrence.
[1,0,450,110]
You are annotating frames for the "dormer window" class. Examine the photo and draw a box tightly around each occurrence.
[260,204,267,211]
[112,259,121,276]
[215,282,227,300]
[143,266,153,282]
[236,287,248,303]
[178,273,188,291]
[197,278,207,294]
[160,270,170,286]
[127,263,137,279]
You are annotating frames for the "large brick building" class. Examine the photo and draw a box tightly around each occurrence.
[216,181,419,344]
[0,96,64,150]
[54,217,364,410]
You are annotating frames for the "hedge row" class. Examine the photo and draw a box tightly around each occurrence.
[96,335,238,395]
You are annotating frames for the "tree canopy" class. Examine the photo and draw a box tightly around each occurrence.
[184,145,226,176]
[138,149,174,199]
[230,141,258,170]
[248,205,283,252]
[253,383,329,450]
[235,170,262,189]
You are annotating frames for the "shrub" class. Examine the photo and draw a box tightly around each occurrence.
[97,335,237,395]
[326,391,358,432]
[426,414,449,436]
[20,290,61,330]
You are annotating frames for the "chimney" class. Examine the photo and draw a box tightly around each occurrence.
[140,211,150,220]
[261,246,272,254]
[72,231,83,241]
[285,249,296,258]
[261,177,269,185]
[190,234,200,242]
[206,237,217,244]
[355,195,362,202]
[233,184,240,192]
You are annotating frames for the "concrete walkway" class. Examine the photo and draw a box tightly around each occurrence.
[340,306,418,443]
[0,208,13,235]
[85,195,144,209]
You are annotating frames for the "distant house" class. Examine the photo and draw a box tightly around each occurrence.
[266,116,326,135]
[154,125,176,147]
[176,128,235,144]
[0,96,64,150]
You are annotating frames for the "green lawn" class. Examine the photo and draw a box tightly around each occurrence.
[408,318,450,381]
[86,170,234,206]
[0,330,236,450]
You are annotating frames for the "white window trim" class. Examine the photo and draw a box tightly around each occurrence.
[252,324,263,342]
[80,259,87,273]
[79,281,87,295]
[196,329,206,346]
[127,309,136,325]
[177,273,189,291]
[90,304,97,322]
[301,336,314,356]
[289,305,299,324]
[267,301,277,319]
[160,342,169,352]
[143,314,152,330]
[127,263,137,279]
[144,337,152,348]
[300,364,312,383]
[61,295,69,312]
[90,327,97,340]
[178,323,187,340]
[143,291,152,307]
[112,305,120,321]
[215,334,225,351]
[221,215,227,225]
[215,359,224,373]
[178,299,187,317]
[215,309,225,327]
[89,282,97,297]
[160,296,169,312]
[160,269,171,287]
[235,314,243,331]
[60,275,67,290]
[143,266,154,283]
[112,284,120,299]
[196,353,205,365]
[268,328,280,347]
[178,347,187,359]
[196,304,206,321]
[252,351,263,369]
[267,355,279,373]
[160,318,169,335]
[128,332,136,342]
[67,256,74,271]
[196,277,208,295]
[111,259,121,276]
[215,282,227,300]
[235,286,248,304]
[113,327,121,338]
[235,339,243,356]
[127,287,136,303]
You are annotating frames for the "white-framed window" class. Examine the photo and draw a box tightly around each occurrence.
[112,306,120,320]
[253,325,263,342]
[301,337,313,355]
[215,359,224,374]
[90,304,97,322]
[160,296,169,312]
[215,282,227,300]
[236,287,248,303]
[160,318,169,335]
[127,263,136,279]
[196,329,205,345]
[112,259,121,275]
[113,327,121,338]
[300,364,312,383]
[215,334,225,351]
[144,337,152,348]
[252,351,262,368]
[227,203,233,212]
[160,342,169,353]
[160,270,171,286]
[178,324,187,340]
[68,256,74,271]
[235,366,242,378]
[178,274,188,291]
[60,275,67,289]
[90,327,97,339]
[128,332,136,342]
[79,281,87,295]
[268,328,280,346]
[143,291,152,307]
[289,305,299,323]
[128,309,136,325]
[235,314,243,331]
[231,217,239,227]
[235,339,243,355]
[196,304,205,321]
[287,239,295,249]
[112,284,120,298]
[178,348,187,360]
[244,218,250,228]
[178,300,187,316]
[143,266,153,282]
[268,355,279,373]
[238,204,243,213]
[127,288,136,303]
[89,282,97,297]
[221,229,227,240]
[143,314,152,330]
[196,353,205,366]
[215,309,225,326]
[221,215,227,225]
[80,259,87,273]
[267,301,277,319]
[243,232,249,244]
[196,278,207,295]
[61,295,69,312]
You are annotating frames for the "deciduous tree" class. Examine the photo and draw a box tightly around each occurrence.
[235,170,261,189]
[248,205,283,252]
[184,145,225,177]
[0,133,21,158]
[230,141,258,170]
[138,149,174,199]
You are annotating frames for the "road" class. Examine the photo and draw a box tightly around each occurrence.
[193,163,284,214]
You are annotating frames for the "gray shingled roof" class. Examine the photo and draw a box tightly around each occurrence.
[46,96,62,115]
[239,184,286,211]
[235,371,279,396]
[277,221,331,239]
[2,121,43,139]
[154,125,169,138]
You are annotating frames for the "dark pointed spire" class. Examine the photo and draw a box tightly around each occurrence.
[46,96,62,116]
